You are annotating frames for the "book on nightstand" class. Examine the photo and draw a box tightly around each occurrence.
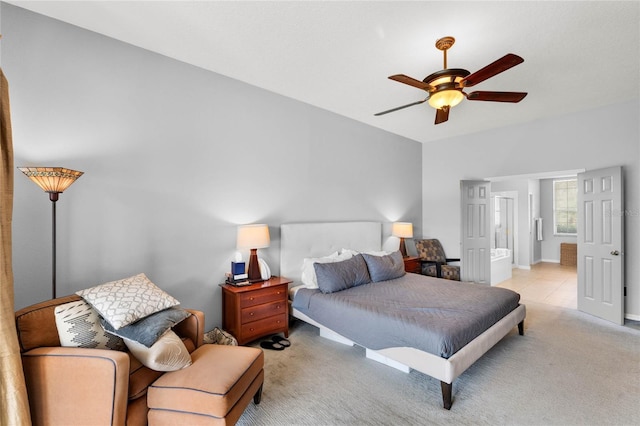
[225,272,251,286]
[225,279,251,286]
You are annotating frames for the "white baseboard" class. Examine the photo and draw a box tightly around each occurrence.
[541,259,561,263]
[517,264,531,270]
[625,313,640,321]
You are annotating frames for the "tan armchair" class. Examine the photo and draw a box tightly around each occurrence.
[15,294,263,425]
[414,239,461,281]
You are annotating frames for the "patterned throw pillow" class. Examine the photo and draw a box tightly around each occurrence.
[54,300,126,351]
[124,330,192,371]
[76,273,180,330]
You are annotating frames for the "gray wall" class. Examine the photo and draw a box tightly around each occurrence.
[422,100,640,319]
[3,4,422,330]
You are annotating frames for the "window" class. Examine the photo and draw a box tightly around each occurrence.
[553,178,577,235]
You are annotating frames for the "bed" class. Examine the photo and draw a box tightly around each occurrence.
[281,221,526,409]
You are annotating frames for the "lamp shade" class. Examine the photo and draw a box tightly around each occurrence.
[237,224,270,249]
[428,89,464,109]
[18,167,83,195]
[392,222,413,238]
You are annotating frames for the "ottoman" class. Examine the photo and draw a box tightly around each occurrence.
[147,344,264,425]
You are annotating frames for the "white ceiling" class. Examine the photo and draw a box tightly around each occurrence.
[7,1,640,144]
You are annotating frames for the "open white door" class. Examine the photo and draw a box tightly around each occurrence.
[577,166,624,324]
[460,180,491,284]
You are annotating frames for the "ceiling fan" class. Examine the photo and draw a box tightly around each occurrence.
[375,36,527,125]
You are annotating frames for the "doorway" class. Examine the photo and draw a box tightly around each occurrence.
[491,193,516,265]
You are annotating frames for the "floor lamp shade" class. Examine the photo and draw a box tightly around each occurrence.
[18,167,83,298]
[18,167,84,200]
[392,222,413,258]
[237,224,270,282]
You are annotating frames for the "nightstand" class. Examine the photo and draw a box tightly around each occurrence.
[221,276,292,345]
[403,256,421,274]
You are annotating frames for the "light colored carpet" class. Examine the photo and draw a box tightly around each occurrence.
[237,301,640,425]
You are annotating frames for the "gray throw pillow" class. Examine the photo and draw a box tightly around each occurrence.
[101,307,191,348]
[314,254,371,294]
[362,251,406,282]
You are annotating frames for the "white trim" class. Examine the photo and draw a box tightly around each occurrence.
[540,258,560,263]
[625,313,640,321]
[517,264,531,270]
[486,169,585,182]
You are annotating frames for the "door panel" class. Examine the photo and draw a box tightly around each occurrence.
[461,180,491,283]
[577,166,624,324]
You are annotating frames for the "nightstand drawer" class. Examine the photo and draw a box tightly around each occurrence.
[239,286,286,308]
[403,257,421,274]
[241,300,286,323]
[240,313,287,342]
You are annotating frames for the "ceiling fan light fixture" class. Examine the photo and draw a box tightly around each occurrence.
[428,89,464,109]
[377,36,526,123]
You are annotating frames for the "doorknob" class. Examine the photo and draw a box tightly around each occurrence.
[610,250,620,256]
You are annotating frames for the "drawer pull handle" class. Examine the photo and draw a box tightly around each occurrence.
[249,297,254,301]
[250,312,254,316]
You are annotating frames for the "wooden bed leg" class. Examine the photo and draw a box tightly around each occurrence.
[518,320,525,336]
[440,381,452,410]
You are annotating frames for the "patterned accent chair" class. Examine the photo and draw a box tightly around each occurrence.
[415,239,461,281]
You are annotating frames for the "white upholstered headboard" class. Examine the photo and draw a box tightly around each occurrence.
[280,221,382,285]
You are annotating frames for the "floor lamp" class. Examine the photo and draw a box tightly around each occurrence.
[18,167,83,299]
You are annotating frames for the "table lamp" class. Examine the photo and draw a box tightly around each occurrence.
[237,224,270,282]
[392,222,413,258]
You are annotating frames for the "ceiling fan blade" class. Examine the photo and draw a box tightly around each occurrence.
[374,98,428,116]
[435,106,449,124]
[388,74,432,91]
[462,54,524,87]
[466,91,528,102]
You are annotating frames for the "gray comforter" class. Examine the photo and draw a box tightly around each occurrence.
[292,273,520,358]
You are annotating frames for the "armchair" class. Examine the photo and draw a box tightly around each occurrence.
[15,294,263,426]
[414,239,461,281]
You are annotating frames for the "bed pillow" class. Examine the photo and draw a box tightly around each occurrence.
[362,251,406,282]
[76,273,180,330]
[340,248,360,257]
[101,307,191,348]
[54,300,126,351]
[314,254,371,294]
[124,330,192,372]
[363,250,389,257]
[301,251,353,288]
